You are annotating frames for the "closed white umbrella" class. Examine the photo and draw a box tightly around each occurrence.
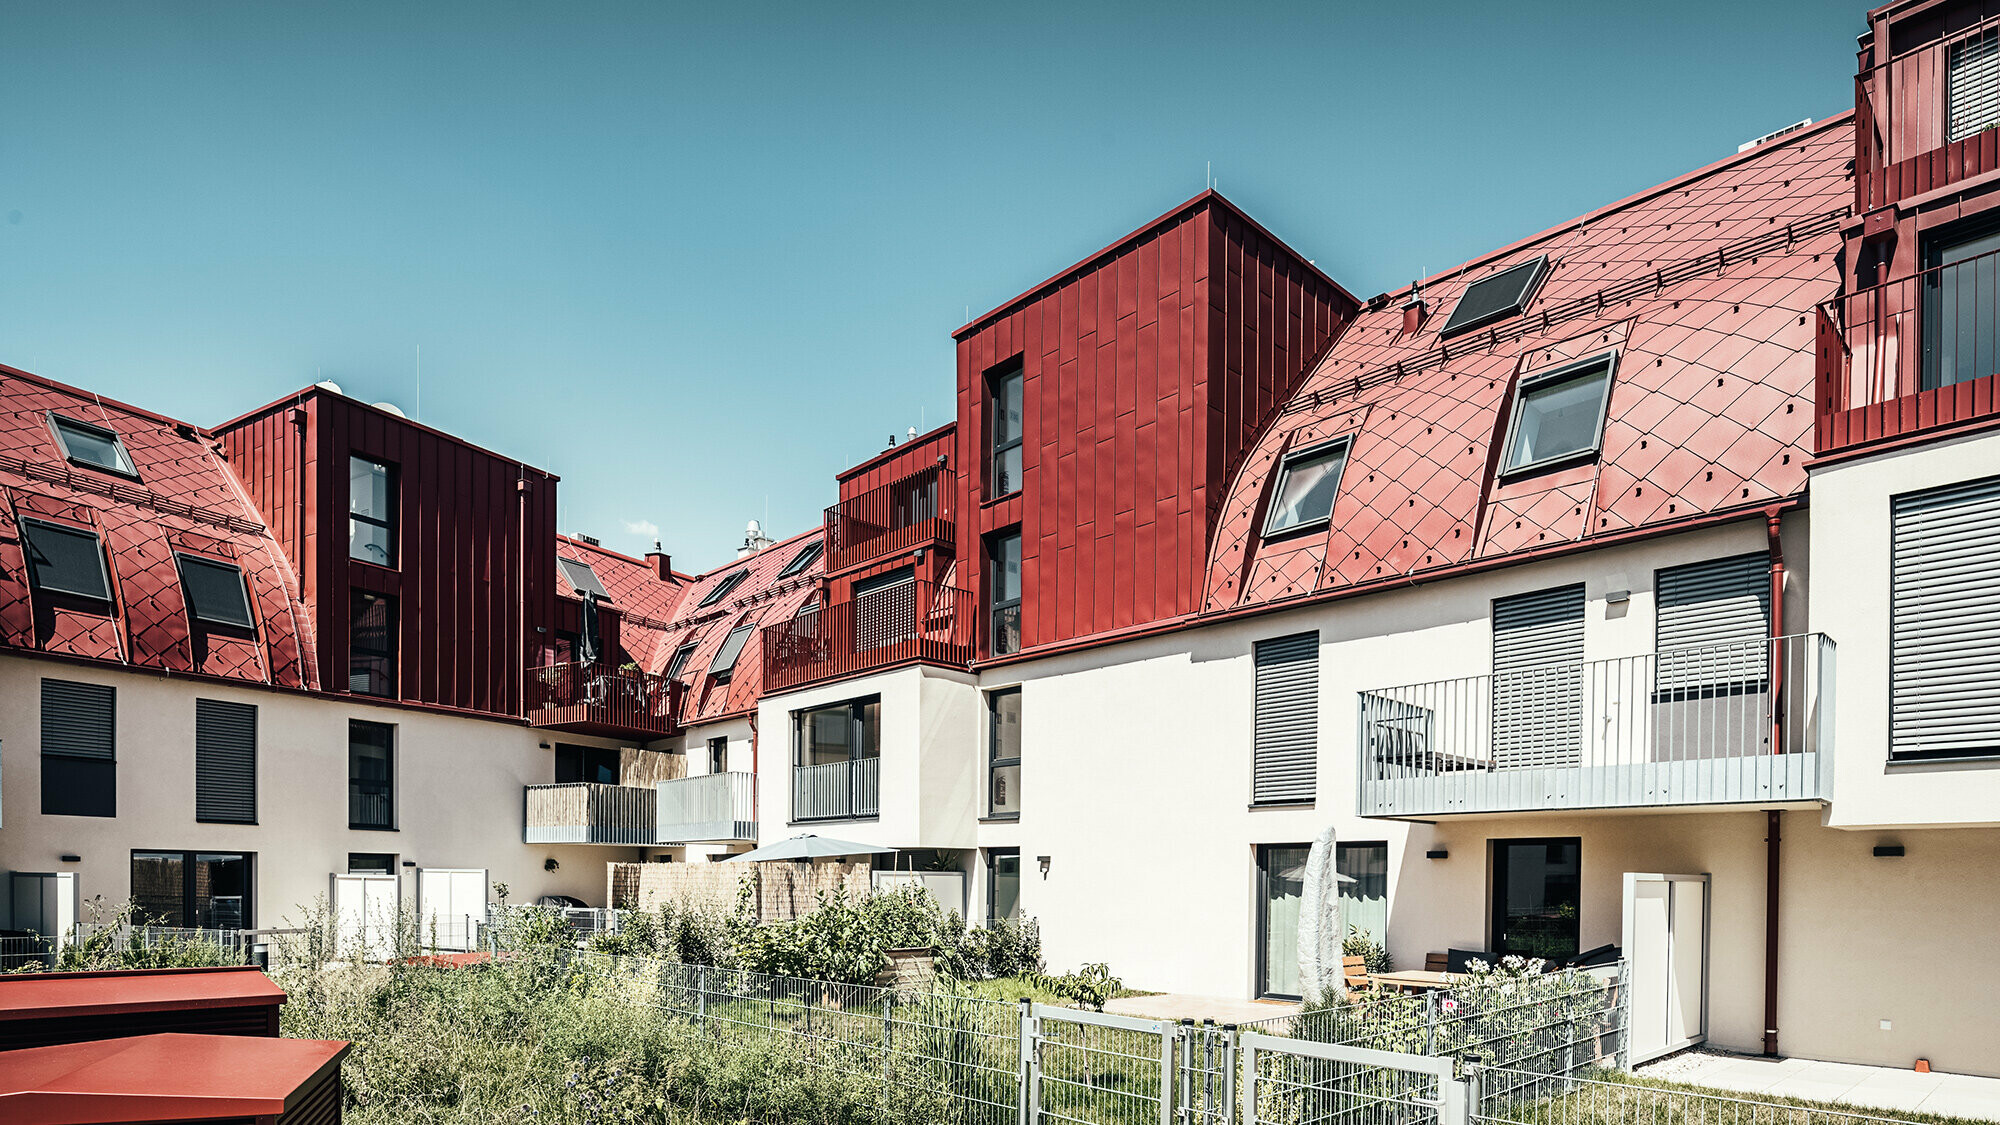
[728,834,896,862]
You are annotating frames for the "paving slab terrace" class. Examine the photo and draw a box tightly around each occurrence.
[1638,1050,2000,1122]
[1101,992,1301,1027]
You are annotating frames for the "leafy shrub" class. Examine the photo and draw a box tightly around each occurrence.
[1027,962,1122,1011]
[969,915,1043,979]
[589,898,738,967]
[1343,925,1390,975]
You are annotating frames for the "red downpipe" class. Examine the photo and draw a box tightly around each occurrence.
[1763,508,1785,1058]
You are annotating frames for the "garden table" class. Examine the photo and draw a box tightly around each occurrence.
[1367,970,1462,993]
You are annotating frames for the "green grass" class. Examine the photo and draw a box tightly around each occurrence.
[1495,1067,1994,1125]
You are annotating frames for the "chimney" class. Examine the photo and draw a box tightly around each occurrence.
[646,541,672,581]
[1401,291,1428,335]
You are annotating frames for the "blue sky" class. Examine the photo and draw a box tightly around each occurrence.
[1,1,1859,572]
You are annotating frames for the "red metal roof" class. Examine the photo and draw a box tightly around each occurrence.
[0,1033,347,1124]
[1203,117,1853,612]
[0,965,286,1024]
[639,528,825,725]
[0,365,317,688]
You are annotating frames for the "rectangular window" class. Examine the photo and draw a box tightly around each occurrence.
[698,570,747,608]
[987,848,1021,925]
[194,699,257,824]
[708,737,729,774]
[1440,256,1548,337]
[988,530,1022,656]
[792,696,881,821]
[1257,844,1310,1000]
[1252,633,1318,805]
[349,720,396,830]
[777,540,823,578]
[349,591,397,697]
[988,361,1024,498]
[1500,354,1615,475]
[130,851,253,929]
[665,642,698,681]
[1336,841,1390,947]
[1948,28,2000,143]
[41,678,115,818]
[558,557,608,599]
[1921,220,2000,392]
[1263,438,1351,537]
[707,621,756,677]
[177,554,256,630]
[1490,838,1580,962]
[555,743,620,785]
[347,852,397,875]
[1655,553,1771,696]
[1493,584,1585,768]
[1891,475,2000,760]
[987,688,1021,818]
[20,518,111,602]
[348,456,396,566]
[794,697,881,765]
[48,413,138,477]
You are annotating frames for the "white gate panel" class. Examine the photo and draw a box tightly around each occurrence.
[417,868,486,952]
[331,873,399,961]
[1622,872,1709,1064]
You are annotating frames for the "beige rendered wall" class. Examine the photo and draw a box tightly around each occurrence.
[0,655,645,929]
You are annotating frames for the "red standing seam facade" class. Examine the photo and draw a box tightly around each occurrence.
[951,192,1358,658]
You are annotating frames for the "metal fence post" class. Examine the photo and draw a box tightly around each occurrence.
[1161,1019,1177,1125]
[1424,991,1439,1057]
[1459,1057,1485,1125]
[1200,1019,1216,1124]
[1241,1039,1257,1125]
[880,993,894,1118]
[697,963,708,1023]
[1178,1019,1195,1124]
[1221,1025,1237,1125]
[1017,998,1035,1125]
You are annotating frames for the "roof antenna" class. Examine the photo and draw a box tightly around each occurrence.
[414,344,421,422]
[1206,160,1211,190]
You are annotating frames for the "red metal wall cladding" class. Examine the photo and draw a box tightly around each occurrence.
[951,193,1357,656]
[219,389,558,717]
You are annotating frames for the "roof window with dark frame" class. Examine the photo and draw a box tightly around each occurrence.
[777,540,823,579]
[698,569,748,608]
[664,641,700,680]
[175,553,256,630]
[47,413,139,478]
[706,621,756,678]
[1438,256,1550,338]
[1261,437,1353,538]
[20,518,113,602]
[558,557,609,599]
[1499,352,1618,477]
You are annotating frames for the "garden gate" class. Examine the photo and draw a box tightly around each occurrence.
[1238,1033,1467,1125]
[1023,1003,1177,1125]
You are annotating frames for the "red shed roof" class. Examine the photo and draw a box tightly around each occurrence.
[0,965,286,1023]
[1202,115,1853,613]
[0,1033,347,1124]
[0,365,317,688]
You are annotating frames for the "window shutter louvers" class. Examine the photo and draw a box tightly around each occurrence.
[195,699,258,824]
[1492,584,1586,768]
[1949,29,2000,143]
[1656,553,1772,691]
[41,679,115,759]
[1891,476,2000,759]
[1253,632,1319,804]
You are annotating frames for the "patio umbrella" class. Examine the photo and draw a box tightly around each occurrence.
[728,834,897,862]
[578,590,601,666]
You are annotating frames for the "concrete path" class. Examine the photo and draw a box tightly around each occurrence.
[1101,992,1301,1027]
[1639,1050,2000,1122]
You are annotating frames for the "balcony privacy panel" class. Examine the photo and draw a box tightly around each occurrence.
[194,698,257,824]
[1252,632,1319,804]
[1656,554,1771,692]
[1492,584,1585,768]
[854,574,916,652]
[1891,475,2000,759]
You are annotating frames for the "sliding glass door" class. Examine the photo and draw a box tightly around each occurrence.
[1256,844,1310,999]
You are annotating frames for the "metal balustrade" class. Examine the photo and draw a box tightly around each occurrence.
[657,771,758,842]
[524,781,659,845]
[1358,634,1834,817]
[1855,11,2000,211]
[526,661,683,737]
[792,756,881,822]
[763,580,973,693]
[824,463,956,573]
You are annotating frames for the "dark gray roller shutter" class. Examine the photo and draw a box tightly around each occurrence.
[1656,553,1771,692]
[1891,475,2000,759]
[196,698,258,824]
[41,679,114,759]
[1253,632,1319,804]
[1493,584,1585,768]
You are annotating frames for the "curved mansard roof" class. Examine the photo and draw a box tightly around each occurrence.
[1204,115,1852,613]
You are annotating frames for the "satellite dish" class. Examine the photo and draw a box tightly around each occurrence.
[314,380,343,395]
[372,402,407,418]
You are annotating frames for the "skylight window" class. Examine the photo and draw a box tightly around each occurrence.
[558,557,608,599]
[1500,353,1617,475]
[20,519,111,601]
[777,540,823,579]
[176,554,255,630]
[1439,256,1549,338]
[1262,438,1352,537]
[707,623,755,677]
[665,642,699,680]
[48,414,138,478]
[698,570,747,608]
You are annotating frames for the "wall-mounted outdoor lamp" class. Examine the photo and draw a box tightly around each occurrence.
[1605,590,1631,604]
[60,854,81,863]
[1873,844,1904,858]
[1425,849,1450,860]
[545,857,561,872]
[1037,855,1051,878]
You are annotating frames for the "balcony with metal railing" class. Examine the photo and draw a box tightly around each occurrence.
[656,771,758,842]
[762,579,973,693]
[1820,243,2000,452]
[526,662,683,739]
[823,463,955,574]
[523,782,658,845]
[791,757,880,822]
[1357,634,1834,818]
[1855,13,2000,212]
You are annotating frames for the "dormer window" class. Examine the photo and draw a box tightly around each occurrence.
[698,569,747,608]
[665,641,699,680]
[1439,257,1549,338]
[20,519,111,602]
[1262,438,1352,538]
[1500,353,1617,476]
[558,557,608,599]
[777,540,823,578]
[176,554,255,630]
[48,414,138,478]
[707,622,755,678]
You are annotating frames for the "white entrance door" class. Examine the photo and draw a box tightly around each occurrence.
[417,868,487,952]
[330,873,399,961]
[1623,872,1709,1063]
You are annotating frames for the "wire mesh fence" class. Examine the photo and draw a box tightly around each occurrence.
[1471,1066,1934,1125]
[1242,1033,1460,1125]
[1029,1006,1174,1125]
